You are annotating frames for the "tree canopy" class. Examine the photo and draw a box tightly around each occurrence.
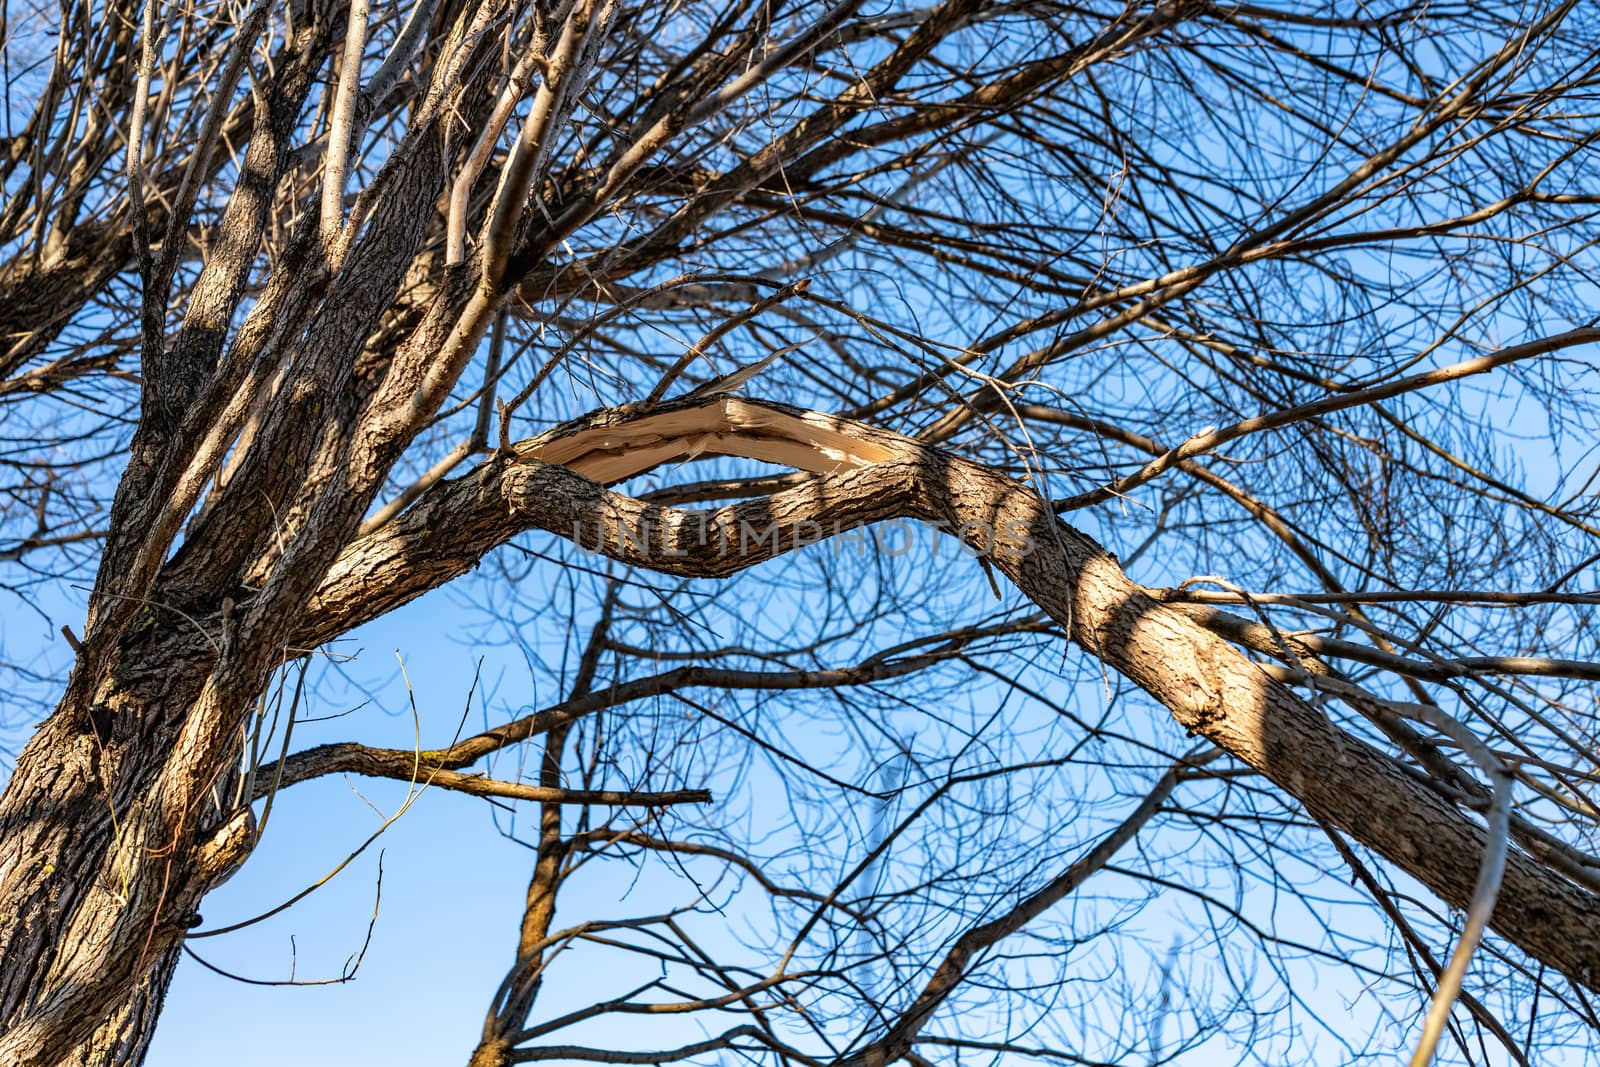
[2,0,1599,1064]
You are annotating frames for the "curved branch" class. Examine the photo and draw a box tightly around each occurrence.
[303,394,1600,993]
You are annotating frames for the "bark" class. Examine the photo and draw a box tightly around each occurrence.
[0,444,283,1059]
[0,637,230,1067]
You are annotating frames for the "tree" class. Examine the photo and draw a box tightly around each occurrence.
[2,0,1599,1062]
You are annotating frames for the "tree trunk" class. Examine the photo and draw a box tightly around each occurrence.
[0,627,238,1067]
[52,951,178,1067]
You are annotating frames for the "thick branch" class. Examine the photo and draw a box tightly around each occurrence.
[300,394,1600,991]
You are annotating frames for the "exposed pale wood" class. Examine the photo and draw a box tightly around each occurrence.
[519,395,900,482]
